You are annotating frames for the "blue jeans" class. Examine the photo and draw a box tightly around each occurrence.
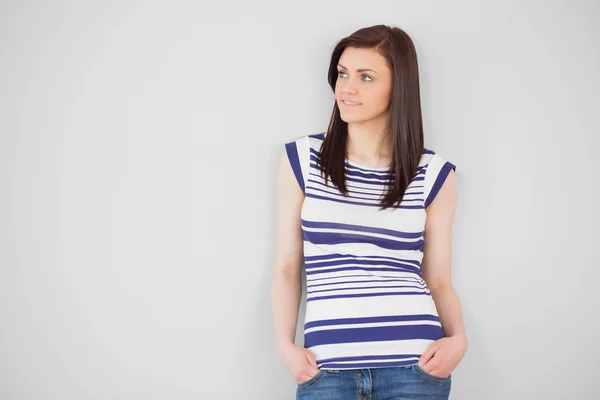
[296,364,451,400]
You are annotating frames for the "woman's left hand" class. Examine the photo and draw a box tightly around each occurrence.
[418,334,468,378]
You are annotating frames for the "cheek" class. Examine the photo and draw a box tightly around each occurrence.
[343,88,381,110]
[372,87,391,108]
[334,83,342,98]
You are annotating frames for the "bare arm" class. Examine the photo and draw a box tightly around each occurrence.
[270,149,305,355]
[422,170,467,344]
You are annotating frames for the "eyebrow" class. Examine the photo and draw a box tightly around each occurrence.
[337,63,378,74]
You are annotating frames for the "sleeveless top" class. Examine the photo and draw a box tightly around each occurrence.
[284,132,457,370]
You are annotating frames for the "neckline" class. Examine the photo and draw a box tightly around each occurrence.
[318,131,392,171]
[345,157,391,171]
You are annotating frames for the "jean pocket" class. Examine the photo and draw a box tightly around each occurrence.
[297,369,326,389]
[413,363,451,384]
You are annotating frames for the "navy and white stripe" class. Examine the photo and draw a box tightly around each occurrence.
[284,132,456,370]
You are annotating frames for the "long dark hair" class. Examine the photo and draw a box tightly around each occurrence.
[318,24,424,211]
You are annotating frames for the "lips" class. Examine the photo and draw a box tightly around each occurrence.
[341,99,362,105]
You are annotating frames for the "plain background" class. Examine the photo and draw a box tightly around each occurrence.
[1,0,599,399]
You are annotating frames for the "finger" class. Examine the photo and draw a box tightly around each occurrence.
[420,360,432,372]
[299,367,319,383]
[419,343,438,365]
[305,350,318,369]
[422,358,443,375]
[301,357,319,375]
[420,355,437,370]
[306,363,319,375]
[298,373,314,384]
[430,369,449,378]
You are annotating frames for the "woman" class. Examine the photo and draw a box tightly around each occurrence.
[271,24,467,400]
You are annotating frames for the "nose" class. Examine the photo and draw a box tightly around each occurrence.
[340,77,359,95]
[342,85,357,95]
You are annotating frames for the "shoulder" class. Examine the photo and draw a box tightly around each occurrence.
[421,148,457,209]
[306,131,326,150]
[421,148,456,174]
[284,131,325,148]
[282,132,326,193]
[284,131,326,161]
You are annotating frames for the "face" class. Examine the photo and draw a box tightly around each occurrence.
[335,47,392,124]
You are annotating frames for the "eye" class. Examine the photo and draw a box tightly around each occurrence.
[337,71,372,82]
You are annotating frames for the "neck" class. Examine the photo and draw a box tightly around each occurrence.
[346,116,391,164]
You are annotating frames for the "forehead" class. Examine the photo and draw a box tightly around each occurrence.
[338,47,387,70]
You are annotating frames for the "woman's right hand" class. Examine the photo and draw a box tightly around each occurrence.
[279,342,320,385]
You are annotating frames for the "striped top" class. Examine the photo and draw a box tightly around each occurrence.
[284,132,457,371]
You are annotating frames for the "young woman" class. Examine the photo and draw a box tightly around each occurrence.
[271,24,467,400]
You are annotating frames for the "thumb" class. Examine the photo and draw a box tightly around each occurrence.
[419,341,438,366]
[304,349,318,369]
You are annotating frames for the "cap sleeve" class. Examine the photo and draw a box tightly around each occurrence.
[284,135,311,193]
[423,152,456,208]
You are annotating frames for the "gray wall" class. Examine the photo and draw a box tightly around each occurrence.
[1,0,598,399]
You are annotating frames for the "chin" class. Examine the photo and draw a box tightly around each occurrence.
[340,114,370,124]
